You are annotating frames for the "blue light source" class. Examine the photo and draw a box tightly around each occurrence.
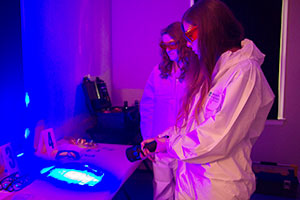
[40,164,104,187]
[17,153,24,157]
[40,166,55,174]
[49,168,103,186]
[25,92,30,108]
[24,128,30,139]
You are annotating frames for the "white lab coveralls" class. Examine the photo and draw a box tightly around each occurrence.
[140,65,186,200]
[163,39,274,200]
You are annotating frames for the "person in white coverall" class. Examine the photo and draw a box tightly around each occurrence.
[141,0,275,199]
[140,22,198,200]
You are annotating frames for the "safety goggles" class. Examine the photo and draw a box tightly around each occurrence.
[184,25,198,43]
[0,172,30,192]
[160,41,178,50]
[55,150,81,160]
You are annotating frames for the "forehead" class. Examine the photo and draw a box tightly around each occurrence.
[182,21,193,32]
[162,34,175,43]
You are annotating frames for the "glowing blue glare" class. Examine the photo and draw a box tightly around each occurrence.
[25,92,30,107]
[25,128,30,139]
[40,166,55,174]
[17,153,24,157]
[46,168,104,186]
[83,164,97,172]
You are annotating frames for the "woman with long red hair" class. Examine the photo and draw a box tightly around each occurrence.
[142,0,274,199]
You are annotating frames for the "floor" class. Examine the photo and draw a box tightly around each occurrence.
[113,161,300,200]
[113,168,153,200]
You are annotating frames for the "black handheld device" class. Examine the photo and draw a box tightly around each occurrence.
[126,141,157,162]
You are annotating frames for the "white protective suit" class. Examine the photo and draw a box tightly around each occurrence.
[140,65,186,200]
[162,39,275,200]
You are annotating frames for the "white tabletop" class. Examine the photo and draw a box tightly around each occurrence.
[3,141,141,200]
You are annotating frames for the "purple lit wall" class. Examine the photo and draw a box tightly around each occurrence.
[21,1,112,139]
[111,0,190,106]
[12,0,300,178]
[251,0,300,177]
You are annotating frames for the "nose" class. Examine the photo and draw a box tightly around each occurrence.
[166,47,174,53]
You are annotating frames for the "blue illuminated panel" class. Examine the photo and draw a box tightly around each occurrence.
[40,164,104,187]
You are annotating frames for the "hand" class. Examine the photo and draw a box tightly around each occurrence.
[155,137,168,153]
[141,138,156,162]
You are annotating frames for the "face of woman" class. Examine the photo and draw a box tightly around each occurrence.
[182,21,200,57]
[161,34,179,62]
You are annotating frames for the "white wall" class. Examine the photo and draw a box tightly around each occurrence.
[111,0,191,106]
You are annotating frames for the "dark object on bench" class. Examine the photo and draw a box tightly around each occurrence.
[126,140,157,162]
[253,161,299,198]
[82,76,142,145]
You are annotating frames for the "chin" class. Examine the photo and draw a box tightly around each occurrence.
[168,56,176,61]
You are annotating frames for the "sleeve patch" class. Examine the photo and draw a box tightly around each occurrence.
[204,90,225,119]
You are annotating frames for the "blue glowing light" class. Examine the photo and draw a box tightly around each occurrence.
[24,128,30,139]
[25,92,30,107]
[40,166,104,186]
[40,166,55,174]
[17,153,24,157]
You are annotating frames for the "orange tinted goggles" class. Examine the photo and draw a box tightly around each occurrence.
[160,41,178,50]
[184,26,198,43]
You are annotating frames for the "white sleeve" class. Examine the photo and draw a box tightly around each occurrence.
[167,61,273,163]
[140,69,155,140]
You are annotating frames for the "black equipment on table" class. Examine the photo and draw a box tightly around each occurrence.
[126,140,157,162]
[82,76,142,145]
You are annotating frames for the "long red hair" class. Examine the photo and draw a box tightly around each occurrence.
[177,0,244,127]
